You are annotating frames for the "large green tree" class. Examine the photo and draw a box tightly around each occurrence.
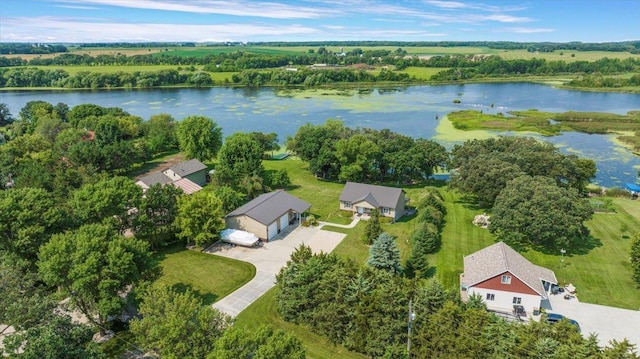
[366,232,402,275]
[130,285,231,359]
[215,132,265,196]
[69,176,142,232]
[176,115,222,161]
[142,113,178,154]
[490,175,593,247]
[0,187,65,263]
[210,325,306,359]
[38,223,158,336]
[133,183,182,248]
[0,103,14,126]
[174,190,225,248]
[2,315,104,359]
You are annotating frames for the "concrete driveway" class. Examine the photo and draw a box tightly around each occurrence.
[207,224,346,317]
[547,292,640,348]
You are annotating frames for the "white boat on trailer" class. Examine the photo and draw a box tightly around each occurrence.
[220,229,261,247]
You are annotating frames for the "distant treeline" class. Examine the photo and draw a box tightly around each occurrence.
[430,56,640,81]
[249,40,640,53]
[0,66,411,88]
[0,43,68,55]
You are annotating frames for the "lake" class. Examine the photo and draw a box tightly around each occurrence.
[1,83,639,187]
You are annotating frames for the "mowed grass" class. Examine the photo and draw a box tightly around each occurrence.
[154,244,256,305]
[432,190,640,309]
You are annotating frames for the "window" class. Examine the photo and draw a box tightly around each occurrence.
[343,201,352,208]
[501,275,512,284]
[486,293,495,301]
[512,297,522,304]
[381,207,390,214]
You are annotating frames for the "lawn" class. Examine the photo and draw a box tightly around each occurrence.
[154,244,256,305]
[432,190,640,310]
[400,66,450,81]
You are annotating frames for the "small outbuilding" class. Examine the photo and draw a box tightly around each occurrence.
[625,183,640,198]
[225,190,311,241]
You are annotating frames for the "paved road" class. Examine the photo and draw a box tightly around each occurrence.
[547,291,640,348]
[208,225,346,317]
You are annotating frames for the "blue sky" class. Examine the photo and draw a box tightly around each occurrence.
[1,0,638,43]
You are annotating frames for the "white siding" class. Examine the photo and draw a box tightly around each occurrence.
[267,221,278,241]
[468,287,541,316]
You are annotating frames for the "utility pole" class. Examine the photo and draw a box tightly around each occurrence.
[407,298,415,357]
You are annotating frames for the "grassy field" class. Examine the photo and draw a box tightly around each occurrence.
[154,244,256,305]
[399,66,449,80]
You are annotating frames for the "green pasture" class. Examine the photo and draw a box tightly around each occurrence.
[399,66,449,80]
[495,49,640,62]
[154,244,256,305]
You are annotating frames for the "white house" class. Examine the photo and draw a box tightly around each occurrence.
[460,242,557,317]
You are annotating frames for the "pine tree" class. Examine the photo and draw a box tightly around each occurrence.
[407,237,430,279]
[362,208,382,245]
[366,232,402,274]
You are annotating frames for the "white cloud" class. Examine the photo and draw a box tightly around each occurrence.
[425,1,467,9]
[0,16,319,42]
[55,0,337,19]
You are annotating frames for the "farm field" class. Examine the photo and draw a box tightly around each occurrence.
[5,45,640,63]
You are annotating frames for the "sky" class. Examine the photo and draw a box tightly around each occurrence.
[0,0,638,43]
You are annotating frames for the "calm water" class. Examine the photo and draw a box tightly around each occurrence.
[1,83,639,187]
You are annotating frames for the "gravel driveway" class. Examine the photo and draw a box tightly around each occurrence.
[208,225,346,317]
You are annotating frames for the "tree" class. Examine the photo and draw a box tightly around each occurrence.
[69,176,142,233]
[362,208,382,245]
[214,132,265,194]
[174,190,225,248]
[267,168,291,189]
[133,183,182,248]
[38,223,158,336]
[130,285,231,359]
[406,235,430,279]
[176,115,222,161]
[367,232,402,275]
[490,175,593,248]
[0,103,14,126]
[2,315,103,359]
[214,185,246,213]
[142,113,178,154]
[250,131,280,154]
[0,187,65,263]
[411,221,440,254]
[210,325,306,359]
[631,233,640,286]
[450,154,525,208]
[335,134,380,182]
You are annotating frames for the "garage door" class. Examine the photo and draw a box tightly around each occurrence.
[267,221,278,241]
[279,214,289,233]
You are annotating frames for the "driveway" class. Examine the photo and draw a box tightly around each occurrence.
[546,292,640,348]
[207,224,346,317]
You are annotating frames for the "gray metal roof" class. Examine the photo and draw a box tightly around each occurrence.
[168,159,207,177]
[226,190,311,226]
[137,172,173,187]
[463,242,557,298]
[339,182,403,208]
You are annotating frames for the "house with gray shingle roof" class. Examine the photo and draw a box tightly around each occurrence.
[163,159,207,186]
[460,242,557,317]
[135,158,206,195]
[339,182,407,220]
[225,190,311,241]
